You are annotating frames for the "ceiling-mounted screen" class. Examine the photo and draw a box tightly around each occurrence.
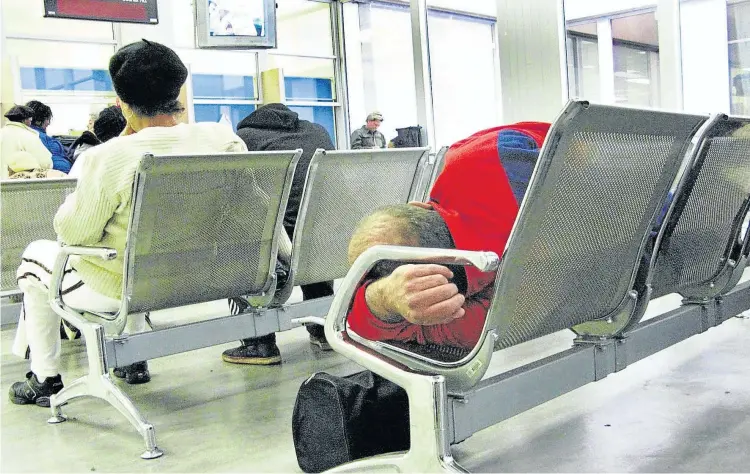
[43,0,158,24]
[195,0,277,49]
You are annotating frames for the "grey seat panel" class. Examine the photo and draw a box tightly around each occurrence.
[0,178,77,293]
[490,101,707,348]
[124,152,298,314]
[290,148,429,287]
[652,116,750,299]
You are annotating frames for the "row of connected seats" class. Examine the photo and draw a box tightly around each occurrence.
[325,101,750,472]
[0,146,448,459]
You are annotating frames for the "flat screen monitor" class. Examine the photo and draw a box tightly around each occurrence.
[43,0,158,24]
[195,0,277,49]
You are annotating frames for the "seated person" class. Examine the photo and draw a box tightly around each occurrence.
[346,122,550,350]
[0,105,54,179]
[68,105,127,170]
[9,39,247,406]
[25,100,71,174]
[223,103,336,365]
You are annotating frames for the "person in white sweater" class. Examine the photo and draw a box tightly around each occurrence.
[0,105,53,178]
[10,39,247,406]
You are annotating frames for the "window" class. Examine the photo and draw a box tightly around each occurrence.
[285,76,336,144]
[9,40,117,135]
[428,10,498,147]
[192,74,258,131]
[729,1,750,116]
[611,12,660,108]
[566,22,600,101]
[356,2,418,143]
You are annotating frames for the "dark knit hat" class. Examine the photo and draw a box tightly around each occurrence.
[93,105,127,142]
[4,105,34,122]
[108,39,187,117]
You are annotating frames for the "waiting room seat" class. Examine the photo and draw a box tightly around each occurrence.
[0,178,76,326]
[651,114,750,301]
[324,100,718,472]
[45,151,302,459]
[271,147,430,310]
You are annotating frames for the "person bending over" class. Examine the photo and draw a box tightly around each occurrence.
[9,39,247,407]
[346,122,550,350]
[222,103,336,366]
[68,105,127,170]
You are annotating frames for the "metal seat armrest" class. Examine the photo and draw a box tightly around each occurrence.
[325,245,500,390]
[48,245,124,333]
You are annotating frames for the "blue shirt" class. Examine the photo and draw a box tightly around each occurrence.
[32,125,71,173]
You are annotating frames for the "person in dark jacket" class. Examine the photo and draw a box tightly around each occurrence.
[223,103,336,365]
[25,100,71,174]
[67,105,127,167]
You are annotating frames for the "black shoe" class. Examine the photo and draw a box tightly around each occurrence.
[306,325,332,351]
[9,372,63,407]
[222,334,281,365]
[113,361,151,385]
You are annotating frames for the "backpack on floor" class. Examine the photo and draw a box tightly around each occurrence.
[292,370,410,473]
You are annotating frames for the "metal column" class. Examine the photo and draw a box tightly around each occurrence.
[409,0,436,151]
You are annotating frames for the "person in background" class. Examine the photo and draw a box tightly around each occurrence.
[222,103,336,366]
[350,112,386,150]
[67,105,127,174]
[0,105,54,179]
[9,39,248,407]
[346,122,550,351]
[25,100,71,174]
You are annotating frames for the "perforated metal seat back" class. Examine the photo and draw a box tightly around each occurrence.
[124,152,297,314]
[490,102,706,348]
[652,117,750,298]
[291,148,428,286]
[1,179,77,293]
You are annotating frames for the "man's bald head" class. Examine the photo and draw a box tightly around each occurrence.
[348,204,455,276]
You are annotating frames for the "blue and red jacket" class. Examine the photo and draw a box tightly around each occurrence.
[348,122,551,349]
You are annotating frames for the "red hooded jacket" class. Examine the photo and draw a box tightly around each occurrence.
[347,122,551,349]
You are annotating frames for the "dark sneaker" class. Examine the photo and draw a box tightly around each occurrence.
[9,372,64,407]
[113,361,151,385]
[222,334,281,365]
[228,296,250,315]
[308,332,332,351]
[306,325,332,351]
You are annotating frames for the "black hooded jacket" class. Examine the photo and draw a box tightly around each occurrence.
[236,104,335,232]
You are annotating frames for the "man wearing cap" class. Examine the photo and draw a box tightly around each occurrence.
[350,112,386,149]
[0,105,53,179]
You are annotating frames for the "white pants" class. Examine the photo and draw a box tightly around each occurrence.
[12,240,145,379]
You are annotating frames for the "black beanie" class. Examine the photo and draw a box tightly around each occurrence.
[94,106,127,142]
[108,39,188,116]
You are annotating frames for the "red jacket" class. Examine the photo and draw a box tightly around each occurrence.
[347,122,551,349]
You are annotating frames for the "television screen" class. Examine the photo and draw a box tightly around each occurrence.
[43,0,158,24]
[196,0,277,49]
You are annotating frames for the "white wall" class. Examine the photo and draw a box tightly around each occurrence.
[496,0,567,123]
[680,0,731,114]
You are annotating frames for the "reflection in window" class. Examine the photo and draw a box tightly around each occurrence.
[428,10,498,148]
[611,12,660,108]
[729,1,750,116]
[20,67,114,92]
[566,22,600,102]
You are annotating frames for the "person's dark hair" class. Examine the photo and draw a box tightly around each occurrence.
[25,100,53,128]
[108,39,188,117]
[4,105,34,123]
[93,105,127,142]
[364,205,461,285]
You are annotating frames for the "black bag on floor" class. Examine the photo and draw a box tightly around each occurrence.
[292,370,410,473]
[391,126,423,148]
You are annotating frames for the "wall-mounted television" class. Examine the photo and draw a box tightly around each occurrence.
[195,0,277,49]
[43,0,158,24]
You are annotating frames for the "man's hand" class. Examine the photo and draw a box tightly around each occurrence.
[365,264,465,326]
